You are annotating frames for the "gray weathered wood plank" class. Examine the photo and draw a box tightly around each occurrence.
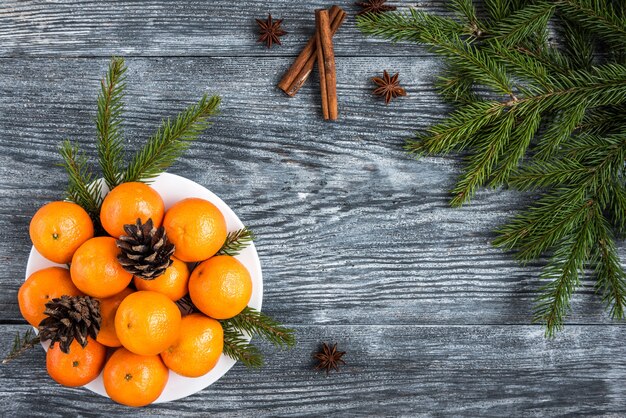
[1,324,626,416]
[0,1,450,57]
[2,0,626,415]
[0,57,624,327]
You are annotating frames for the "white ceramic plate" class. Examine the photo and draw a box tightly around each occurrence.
[25,172,263,403]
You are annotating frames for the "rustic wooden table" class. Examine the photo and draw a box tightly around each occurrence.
[1,1,625,416]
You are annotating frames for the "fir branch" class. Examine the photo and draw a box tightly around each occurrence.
[557,0,626,52]
[605,180,626,237]
[489,105,542,186]
[510,44,574,76]
[220,307,295,348]
[449,0,484,36]
[358,11,518,96]
[356,9,466,44]
[450,109,516,206]
[2,329,40,364]
[485,0,532,22]
[490,2,556,47]
[97,56,126,189]
[534,201,600,336]
[594,217,626,320]
[441,33,516,97]
[123,94,221,183]
[58,140,103,221]
[360,1,626,335]
[493,187,591,261]
[509,158,589,190]
[488,41,550,89]
[217,227,256,256]
[557,15,594,70]
[578,105,626,134]
[534,101,587,160]
[435,64,477,105]
[406,101,504,156]
[222,329,264,368]
[502,132,625,259]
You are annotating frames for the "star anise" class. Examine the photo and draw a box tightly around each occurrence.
[256,14,287,48]
[372,70,407,104]
[314,342,346,374]
[355,0,397,15]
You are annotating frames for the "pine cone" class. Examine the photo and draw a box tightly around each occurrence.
[116,218,175,280]
[38,295,101,354]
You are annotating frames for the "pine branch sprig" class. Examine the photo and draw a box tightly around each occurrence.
[123,94,221,183]
[222,329,264,368]
[58,140,103,221]
[489,2,556,47]
[485,0,531,22]
[359,0,626,335]
[557,0,626,52]
[97,56,127,189]
[220,307,295,348]
[594,216,626,320]
[533,203,599,336]
[2,329,40,364]
[217,227,256,256]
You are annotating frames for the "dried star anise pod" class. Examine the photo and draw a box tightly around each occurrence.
[372,70,407,104]
[256,14,287,48]
[314,342,346,374]
[355,0,397,16]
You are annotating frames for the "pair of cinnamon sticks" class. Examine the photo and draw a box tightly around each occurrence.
[278,5,346,121]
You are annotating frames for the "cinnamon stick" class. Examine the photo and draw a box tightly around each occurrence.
[278,5,346,97]
[315,12,329,120]
[316,9,338,121]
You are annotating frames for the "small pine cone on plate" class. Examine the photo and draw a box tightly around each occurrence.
[116,218,175,280]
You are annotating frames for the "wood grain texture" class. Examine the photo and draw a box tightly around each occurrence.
[1,57,624,327]
[1,1,625,415]
[0,1,450,57]
[1,324,626,416]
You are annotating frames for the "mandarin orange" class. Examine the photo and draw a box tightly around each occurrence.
[162,198,227,262]
[114,290,181,356]
[29,201,94,264]
[160,313,224,377]
[103,347,169,407]
[188,255,252,319]
[133,256,189,301]
[46,337,107,387]
[18,267,83,327]
[100,182,165,238]
[96,287,135,347]
[70,237,133,298]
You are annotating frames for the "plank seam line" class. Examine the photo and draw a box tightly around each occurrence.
[0,320,625,327]
[0,54,431,60]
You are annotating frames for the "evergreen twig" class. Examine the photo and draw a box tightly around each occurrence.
[358,0,626,335]
[123,94,221,183]
[2,329,40,364]
[557,0,626,52]
[220,307,295,348]
[222,329,264,368]
[217,227,256,256]
[594,217,626,319]
[97,57,127,189]
[220,307,294,368]
[58,140,103,222]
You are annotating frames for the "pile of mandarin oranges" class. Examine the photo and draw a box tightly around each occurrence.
[18,182,254,407]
